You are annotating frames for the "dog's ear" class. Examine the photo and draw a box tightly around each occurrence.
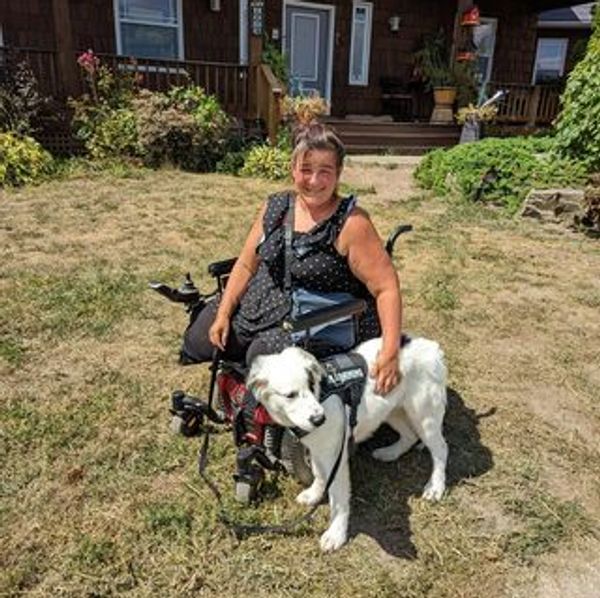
[302,352,324,392]
[247,356,268,400]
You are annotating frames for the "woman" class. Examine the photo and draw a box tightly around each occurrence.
[183,123,402,394]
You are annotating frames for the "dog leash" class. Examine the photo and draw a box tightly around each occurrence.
[197,400,348,539]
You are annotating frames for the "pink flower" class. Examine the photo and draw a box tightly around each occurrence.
[77,49,100,75]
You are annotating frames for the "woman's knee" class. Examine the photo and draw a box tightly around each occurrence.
[181,301,218,363]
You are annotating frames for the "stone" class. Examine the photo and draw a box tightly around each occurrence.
[520,189,585,226]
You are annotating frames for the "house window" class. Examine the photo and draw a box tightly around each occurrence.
[473,17,497,88]
[349,2,373,86]
[114,0,183,60]
[532,38,568,83]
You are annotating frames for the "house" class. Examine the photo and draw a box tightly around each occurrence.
[0,1,592,153]
[534,2,594,83]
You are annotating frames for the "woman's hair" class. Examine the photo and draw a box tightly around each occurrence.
[291,122,346,171]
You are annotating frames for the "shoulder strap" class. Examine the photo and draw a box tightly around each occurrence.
[284,194,295,297]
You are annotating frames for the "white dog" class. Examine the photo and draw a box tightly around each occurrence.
[247,336,448,552]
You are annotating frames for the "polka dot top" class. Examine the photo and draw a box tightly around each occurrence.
[234,191,381,340]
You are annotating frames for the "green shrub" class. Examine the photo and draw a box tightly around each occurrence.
[134,86,231,171]
[240,144,291,180]
[415,136,587,212]
[554,9,600,170]
[0,133,54,187]
[85,107,140,160]
[71,60,140,161]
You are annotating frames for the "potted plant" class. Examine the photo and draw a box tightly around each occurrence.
[413,30,457,123]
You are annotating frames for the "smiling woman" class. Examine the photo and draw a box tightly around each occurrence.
[183,121,403,394]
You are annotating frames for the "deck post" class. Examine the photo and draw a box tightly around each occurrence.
[526,85,542,127]
[248,35,263,119]
[52,0,79,98]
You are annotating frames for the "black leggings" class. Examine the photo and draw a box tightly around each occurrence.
[182,300,293,366]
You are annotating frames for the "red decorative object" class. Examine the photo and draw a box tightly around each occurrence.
[461,5,480,26]
[456,51,476,62]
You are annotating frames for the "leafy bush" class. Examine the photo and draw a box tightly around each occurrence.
[281,94,329,126]
[262,39,289,84]
[0,133,54,187]
[240,144,291,180]
[0,50,49,136]
[415,136,587,213]
[72,54,231,171]
[554,9,600,170]
[134,86,231,171]
[71,55,140,160]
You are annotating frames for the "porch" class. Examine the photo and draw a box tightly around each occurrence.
[1,47,564,155]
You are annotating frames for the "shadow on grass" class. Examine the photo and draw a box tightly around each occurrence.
[348,387,494,558]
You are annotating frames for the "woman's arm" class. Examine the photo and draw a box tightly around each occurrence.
[209,202,266,350]
[338,208,403,394]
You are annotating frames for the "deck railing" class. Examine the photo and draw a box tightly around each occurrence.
[0,46,249,117]
[93,54,249,117]
[488,81,563,126]
[255,64,285,144]
[0,47,61,97]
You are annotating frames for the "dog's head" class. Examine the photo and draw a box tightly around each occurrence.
[247,347,326,432]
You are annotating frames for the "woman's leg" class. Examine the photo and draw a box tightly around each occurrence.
[245,327,293,365]
[181,300,249,363]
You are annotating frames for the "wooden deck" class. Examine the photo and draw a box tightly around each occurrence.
[325,118,461,155]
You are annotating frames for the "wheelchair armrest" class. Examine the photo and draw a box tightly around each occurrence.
[284,298,367,333]
[207,257,237,279]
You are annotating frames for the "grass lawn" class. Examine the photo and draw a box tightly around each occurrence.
[1,163,599,597]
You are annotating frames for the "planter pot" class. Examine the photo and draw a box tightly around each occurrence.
[430,87,457,124]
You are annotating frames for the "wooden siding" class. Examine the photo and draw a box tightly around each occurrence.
[266,0,454,117]
[477,0,539,84]
[0,0,55,48]
[69,0,116,54]
[0,1,239,61]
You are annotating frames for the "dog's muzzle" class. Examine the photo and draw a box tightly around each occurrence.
[309,413,326,428]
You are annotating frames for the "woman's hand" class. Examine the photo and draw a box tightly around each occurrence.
[209,312,230,351]
[370,350,401,395]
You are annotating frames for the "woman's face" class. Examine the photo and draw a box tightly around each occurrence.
[292,149,341,206]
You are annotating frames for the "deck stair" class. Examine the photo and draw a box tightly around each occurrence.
[324,118,460,155]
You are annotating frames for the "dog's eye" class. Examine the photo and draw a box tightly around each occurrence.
[285,391,298,399]
[308,375,317,395]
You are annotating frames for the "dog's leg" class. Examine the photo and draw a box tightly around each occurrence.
[372,408,419,462]
[411,415,447,501]
[319,437,351,552]
[295,453,327,507]
[296,396,344,508]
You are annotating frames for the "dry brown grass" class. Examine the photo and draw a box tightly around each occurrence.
[1,163,599,597]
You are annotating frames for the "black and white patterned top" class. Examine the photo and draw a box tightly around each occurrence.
[234,191,381,341]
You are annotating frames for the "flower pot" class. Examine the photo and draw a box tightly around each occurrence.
[430,87,457,124]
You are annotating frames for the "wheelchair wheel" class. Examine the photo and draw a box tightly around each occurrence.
[280,430,313,487]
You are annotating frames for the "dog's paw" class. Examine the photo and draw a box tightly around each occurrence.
[372,445,400,462]
[296,485,323,506]
[422,480,445,502]
[319,525,347,552]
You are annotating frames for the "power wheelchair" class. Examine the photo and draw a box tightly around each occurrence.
[150,224,411,503]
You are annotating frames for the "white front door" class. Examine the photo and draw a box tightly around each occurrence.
[284,1,334,102]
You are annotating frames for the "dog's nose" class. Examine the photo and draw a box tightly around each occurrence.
[309,413,326,427]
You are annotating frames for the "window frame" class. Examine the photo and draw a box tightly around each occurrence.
[532,37,568,84]
[113,0,184,60]
[473,16,498,87]
[348,1,373,86]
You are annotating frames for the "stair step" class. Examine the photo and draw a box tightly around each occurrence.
[345,145,440,156]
